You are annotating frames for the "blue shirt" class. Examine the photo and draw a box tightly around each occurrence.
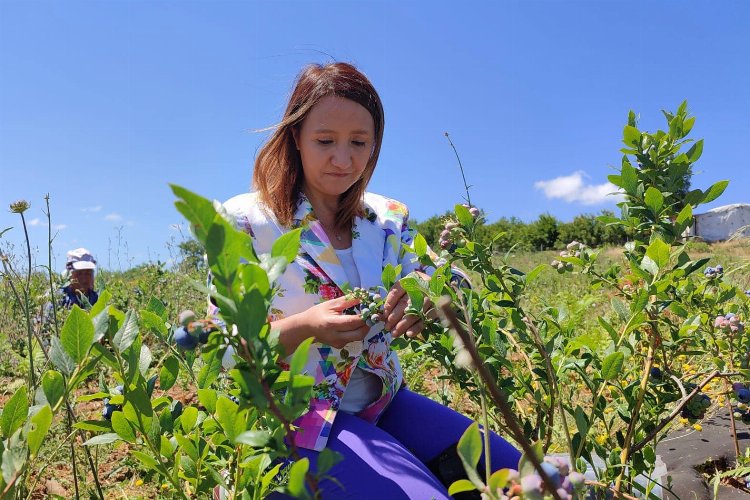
[60,286,99,309]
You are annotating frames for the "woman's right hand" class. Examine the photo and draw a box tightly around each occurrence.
[303,295,371,349]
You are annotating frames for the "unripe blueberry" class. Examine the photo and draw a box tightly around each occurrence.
[372,293,381,302]
[469,207,480,217]
[445,222,459,230]
[716,264,724,273]
[360,307,370,317]
[371,314,381,323]
[439,239,451,249]
[174,326,198,350]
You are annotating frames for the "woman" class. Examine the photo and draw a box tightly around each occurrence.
[220,62,520,498]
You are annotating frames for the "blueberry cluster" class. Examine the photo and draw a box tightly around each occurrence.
[550,241,586,273]
[681,392,711,421]
[345,287,384,327]
[173,310,218,350]
[713,312,745,334]
[102,385,123,420]
[501,457,586,500]
[438,204,480,251]
[703,264,724,279]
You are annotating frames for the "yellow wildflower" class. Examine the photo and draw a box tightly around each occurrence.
[693,424,703,432]
[135,479,144,487]
[679,417,689,425]
[162,484,170,490]
[596,434,607,445]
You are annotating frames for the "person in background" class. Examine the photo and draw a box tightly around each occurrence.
[60,247,99,308]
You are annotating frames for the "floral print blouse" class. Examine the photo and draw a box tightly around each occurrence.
[218,191,431,451]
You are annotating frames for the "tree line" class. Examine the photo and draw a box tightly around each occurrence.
[412,210,635,252]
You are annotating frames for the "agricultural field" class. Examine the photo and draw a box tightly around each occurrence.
[2,105,750,499]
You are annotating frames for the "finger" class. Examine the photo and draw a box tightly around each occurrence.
[383,281,405,316]
[393,313,420,338]
[404,320,424,338]
[329,295,363,311]
[385,295,410,331]
[336,325,371,344]
[330,313,367,330]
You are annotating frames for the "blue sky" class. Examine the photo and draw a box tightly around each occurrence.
[1,1,748,270]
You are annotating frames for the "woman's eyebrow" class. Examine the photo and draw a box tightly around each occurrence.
[312,128,371,135]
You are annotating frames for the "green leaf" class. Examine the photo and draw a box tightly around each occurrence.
[646,238,670,270]
[235,430,271,447]
[171,184,218,243]
[92,306,110,342]
[381,264,399,290]
[146,297,167,319]
[197,350,223,389]
[180,406,198,433]
[456,422,483,486]
[413,232,427,257]
[574,406,589,436]
[89,289,111,319]
[601,352,625,381]
[455,204,473,228]
[83,433,120,446]
[611,298,629,322]
[702,180,729,204]
[60,305,95,363]
[290,338,313,376]
[620,162,638,195]
[525,264,546,284]
[139,345,152,376]
[488,469,514,491]
[140,310,167,337]
[316,449,341,476]
[73,420,112,432]
[675,204,693,229]
[113,310,139,354]
[131,450,160,472]
[1,386,28,438]
[287,458,310,497]
[159,356,179,391]
[197,388,217,413]
[272,228,302,264]
[259,254,288,283]
[686,139,703,163]
[41,370,65,410]
[111,412,136,443]
[623,125,641,146]
[448,479,477,495]
[216,396,239,441]
[640,255,659,276]
[644,187,664,215]
[27,405,53,456]
[49,336,76,376]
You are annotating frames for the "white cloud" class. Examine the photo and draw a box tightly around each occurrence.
[28,218,41,226]
[81,205,102,213]
[104,213,123,222]
[534,171,623,205]
[52,224,67,231]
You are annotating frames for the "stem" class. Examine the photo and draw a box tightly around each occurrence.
[444,132,472,207]
[629,370,721,457]
[615,314,658,494]
[437,298,562,500]
[525,318,575,468]
[479,384,492,485]
[44,195,61,335]
[67,401,81,499]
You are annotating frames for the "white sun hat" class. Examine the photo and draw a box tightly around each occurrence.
[66,248,97,270]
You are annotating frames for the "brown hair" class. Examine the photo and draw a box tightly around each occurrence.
[253,62,385,229]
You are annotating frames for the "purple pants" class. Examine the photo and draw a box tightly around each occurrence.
[269,388,521,499]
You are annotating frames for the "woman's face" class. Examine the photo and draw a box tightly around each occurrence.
[293,95,375,204]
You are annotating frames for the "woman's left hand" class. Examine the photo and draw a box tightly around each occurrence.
[383,272,437,338]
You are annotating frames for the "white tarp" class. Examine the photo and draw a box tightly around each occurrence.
[686,203,750,242]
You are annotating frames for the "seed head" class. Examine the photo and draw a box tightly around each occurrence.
[9,200,30,214]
